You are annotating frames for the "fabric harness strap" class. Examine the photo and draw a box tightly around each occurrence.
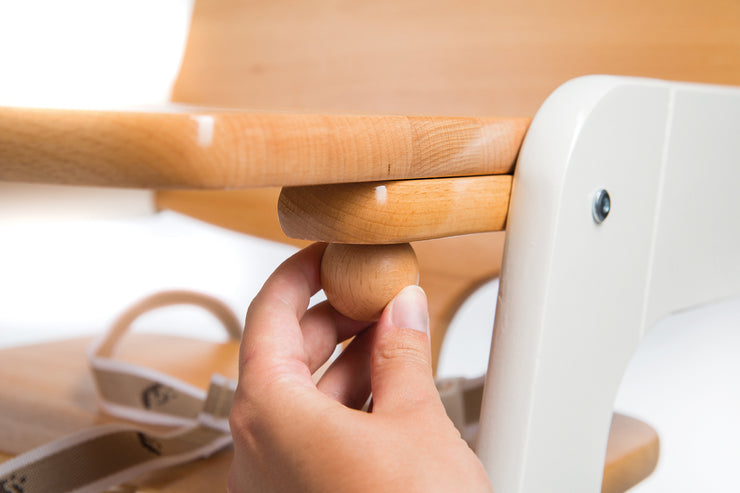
[0,291,241,493]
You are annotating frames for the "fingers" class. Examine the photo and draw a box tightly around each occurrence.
[239,243,440,419]
[300,300,372,373]
[239,243,327,387]
[239,243,372,387]
[369,285,443,415]
[315,328,373,409]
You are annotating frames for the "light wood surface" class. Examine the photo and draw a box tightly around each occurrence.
[173,0,740,117]
[0,106,526,188]
[162,0,740,379]
[0,335,240,456]
[0,334,238,492]
[602,414,660,493]
[321,243,420,322]
[153,187,505,370]
[156,188,309,247]
[279,175,512,244]
[0,335,657,492]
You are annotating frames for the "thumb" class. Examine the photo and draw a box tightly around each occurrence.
[370,285,441,414]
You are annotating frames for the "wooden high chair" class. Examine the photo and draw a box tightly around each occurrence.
[1,1,739,492]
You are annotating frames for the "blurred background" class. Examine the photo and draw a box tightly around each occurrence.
[1,1,739,491]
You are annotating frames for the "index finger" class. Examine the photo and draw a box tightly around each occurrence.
[239,243,327,385]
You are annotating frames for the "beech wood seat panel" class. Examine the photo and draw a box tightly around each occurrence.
[173,0,740,117]
[0,107,527,189]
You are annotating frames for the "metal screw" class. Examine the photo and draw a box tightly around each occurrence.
[592,189,611,224]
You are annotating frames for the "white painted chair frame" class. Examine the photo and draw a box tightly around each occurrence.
[476,76,740,492]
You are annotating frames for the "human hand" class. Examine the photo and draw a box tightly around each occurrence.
[227,243,492,492]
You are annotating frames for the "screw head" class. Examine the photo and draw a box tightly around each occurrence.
[592,189,611,224]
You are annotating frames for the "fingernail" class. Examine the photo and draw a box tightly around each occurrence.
[391,285,429,334]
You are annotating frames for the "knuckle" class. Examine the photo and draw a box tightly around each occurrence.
[228,379,271,446]
[228,390,255,441]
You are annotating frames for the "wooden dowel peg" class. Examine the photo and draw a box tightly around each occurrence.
[321,243,419,321]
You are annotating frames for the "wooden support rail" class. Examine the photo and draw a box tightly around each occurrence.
[279,175,512,244]
[0,106,529,189]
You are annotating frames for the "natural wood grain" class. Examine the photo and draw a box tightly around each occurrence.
[153,187,504,369]
[164,4,740,461]
[0,335,240,456]
[0,334,237,492]
[321,243,420,322]
[173,0,740,117]
[0,106,527,188]
[602,414,660,493]
[156,188,309,248]
[0,336,658,492]
[279,175,512,244]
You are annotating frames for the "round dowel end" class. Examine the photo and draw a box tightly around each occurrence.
[321,243,419,321]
